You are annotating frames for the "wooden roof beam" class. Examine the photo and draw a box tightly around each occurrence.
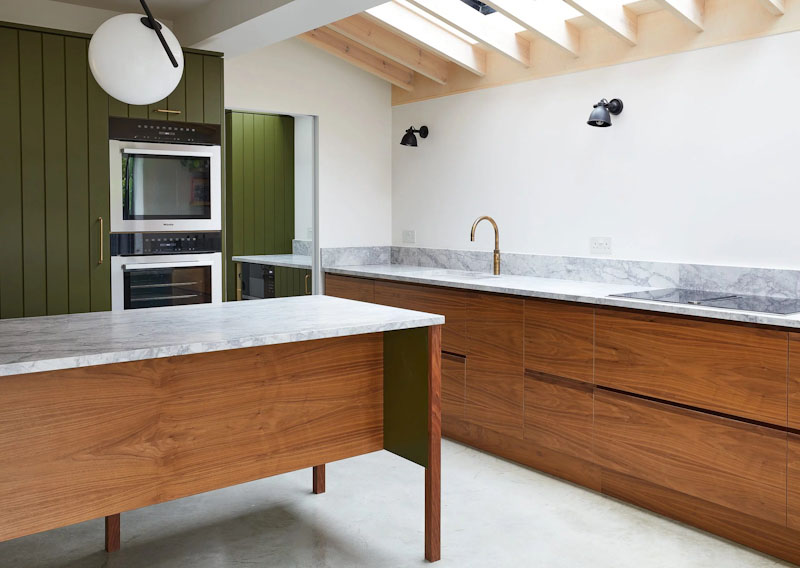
[328,14,448,85]
[757,0,785,15]
[653,0,704,31]
[562,0,637,45]
[301,27,414,91]
[404,0,530,66]
[483,0,580,58]
[365,2,487,76]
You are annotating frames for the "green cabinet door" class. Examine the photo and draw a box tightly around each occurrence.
[275,267,312,298]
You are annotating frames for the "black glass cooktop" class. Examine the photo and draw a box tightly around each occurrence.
[611,288,800,315]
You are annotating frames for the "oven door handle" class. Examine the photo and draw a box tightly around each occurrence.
[123,261,213,271]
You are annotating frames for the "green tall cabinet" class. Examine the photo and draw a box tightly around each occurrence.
[225,111,297,300]
[0,21,224,319]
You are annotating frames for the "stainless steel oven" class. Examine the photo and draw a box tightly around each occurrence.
[109,117,221,233]
[111,232,222,311]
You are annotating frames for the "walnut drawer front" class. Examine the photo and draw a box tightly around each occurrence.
[595,309,787,426]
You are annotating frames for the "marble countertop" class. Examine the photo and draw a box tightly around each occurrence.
[0,295,444,377]
[233,254,312,270]
[325,264,800,330]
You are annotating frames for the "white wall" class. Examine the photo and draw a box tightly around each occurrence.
[393,31,800,270]
[294,115,314,242]
[226,38,392,248]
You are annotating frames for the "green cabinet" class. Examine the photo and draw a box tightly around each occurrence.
[225,111,296,301]
[0,22,224,319]
[275,267,312,298]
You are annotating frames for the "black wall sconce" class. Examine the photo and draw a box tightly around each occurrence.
[587,98,623,127]
[400,125,429,147]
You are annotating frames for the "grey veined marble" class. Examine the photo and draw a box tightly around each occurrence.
[322,246,391,267]
[0,295,443,377]
[292,239,311,256]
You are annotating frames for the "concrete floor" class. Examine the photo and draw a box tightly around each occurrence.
[0,440,792,568]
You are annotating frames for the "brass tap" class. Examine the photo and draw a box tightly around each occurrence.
[470,216,501,275]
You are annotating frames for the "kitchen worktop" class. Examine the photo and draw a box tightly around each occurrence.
[233,254,312,269]
[0,295,444,377]
[325,264,800,330]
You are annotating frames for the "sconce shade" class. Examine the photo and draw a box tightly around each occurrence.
[588,98,623,128]
[89,13,184,105]
[401,128,418,147]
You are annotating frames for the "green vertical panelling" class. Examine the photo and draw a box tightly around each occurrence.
[42,34,70,315]
[283,116,295,253]
[273,117,286,253]
[19,31,47,317]
[128,103,148,119]
[148,98,168,120]
[225,112,235,301]
[263,116,276,255]
[231,112,244,295]
[242,113,255,254]
[202,55,222,125]
[253,115,265,252]
[167,65,186,122]
[108,97,128,117]
[0,28,24,319]
[88,66,110,312]
[384,328,430,468]
[184,53,204,123]
[65,37,91,314]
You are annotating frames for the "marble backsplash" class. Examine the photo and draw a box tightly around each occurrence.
[321,246,391,267]
[292,239,311,256]
[390,246,800,298]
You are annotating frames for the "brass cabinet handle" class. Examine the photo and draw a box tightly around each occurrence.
[97,217,103,265]
[235,262,243,301]
[155,109,181,114]
[304,273,310,295]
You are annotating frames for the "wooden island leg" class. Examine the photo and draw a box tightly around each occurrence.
[313,464,326,494]
[426,326,442,562]
[104,514,120,553]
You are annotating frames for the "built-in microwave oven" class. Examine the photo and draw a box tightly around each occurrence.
[108,117,222,233]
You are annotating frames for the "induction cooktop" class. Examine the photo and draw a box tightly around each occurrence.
[610,288,800,316]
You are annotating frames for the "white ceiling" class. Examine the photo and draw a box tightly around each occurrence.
[52,0,212,20]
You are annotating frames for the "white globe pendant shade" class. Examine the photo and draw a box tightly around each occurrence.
[89,13,183,106]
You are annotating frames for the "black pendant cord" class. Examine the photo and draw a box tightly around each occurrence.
[139,0,178,68]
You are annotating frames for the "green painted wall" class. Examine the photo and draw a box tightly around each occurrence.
[225,111,297,300]
[0,22,224,319]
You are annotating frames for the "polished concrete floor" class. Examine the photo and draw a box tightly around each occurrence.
[0,440,792,568]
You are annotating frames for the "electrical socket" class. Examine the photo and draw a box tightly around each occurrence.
[402,230,416,244]
[590,237,612,256]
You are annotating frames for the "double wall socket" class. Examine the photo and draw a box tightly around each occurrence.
[402,230,416,244]
[590,237,612,255]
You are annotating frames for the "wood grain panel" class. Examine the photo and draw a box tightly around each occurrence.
[446,416,602,491]
[426,325,442,563]
[374,280,467,355]
[442,353,466,433]
[789,434,800,531]
[595,309,788,426]
[0,335,384,542]
[525,300,593,383]
[325,274,375,303]
[602,470,800,567]
[788,334,800,430]
[524,371,593,462]
[465,292,524,439]
[594,389,787,524]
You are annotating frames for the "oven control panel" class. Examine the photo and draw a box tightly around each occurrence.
[109,117,221,145]
[111,232,222,256]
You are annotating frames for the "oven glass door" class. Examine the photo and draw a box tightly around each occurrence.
[124,264,212,309]
[123,152,211,221]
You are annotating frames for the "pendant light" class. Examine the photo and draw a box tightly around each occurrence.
[88,0,183,106]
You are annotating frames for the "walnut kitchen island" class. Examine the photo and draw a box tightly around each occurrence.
[0,296,444,562]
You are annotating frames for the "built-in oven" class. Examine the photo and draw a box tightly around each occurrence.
[111,232,222,311]
[108,117,221,233]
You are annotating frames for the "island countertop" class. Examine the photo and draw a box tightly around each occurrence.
[0,295,444,377]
